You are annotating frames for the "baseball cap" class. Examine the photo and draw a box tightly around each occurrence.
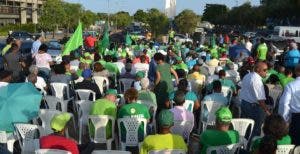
[81,69,92,79]
[215,107,232,123]
[50,112,71,132]
[158,110,174,127]
[106,89,118,96]
[136,71,145,78]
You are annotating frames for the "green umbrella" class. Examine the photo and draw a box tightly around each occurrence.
[0,83,42,132]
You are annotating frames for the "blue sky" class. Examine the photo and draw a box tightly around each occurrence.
[65,0,261,15]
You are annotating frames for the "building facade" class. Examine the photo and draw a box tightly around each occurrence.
[0,0,44,25]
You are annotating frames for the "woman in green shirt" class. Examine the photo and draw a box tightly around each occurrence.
[153,53,179,110]
[251,114,291,153]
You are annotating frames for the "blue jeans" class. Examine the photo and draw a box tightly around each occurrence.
[241,100,266,138]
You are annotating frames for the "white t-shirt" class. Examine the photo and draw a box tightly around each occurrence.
[245,41,253,52]
[35,53,52,69]
[240,72,266,103]
[134,63,149,77]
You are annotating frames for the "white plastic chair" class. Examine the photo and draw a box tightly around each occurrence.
[171,120,194,143]
[88,115,115,150]
[118,78,135,93]
[221,86,233,104]
[293,146,300,154]
[117,117,147,151]
[92,150,131,154]
[93,76,110,94]
[231,118,255,148]
[199,101,224,133]
[50,83,72,100]
[276,145,295,154]
[43,95,66,111]
[75,100,93,144]
[269,87,282,108]
[183,100,194,112]
[35,149,71,154]
[75,89,96,101]
[137,100,157,133]
[38,109,62,136]
[0,131,15,153]
[149,149,186,154]
[14,123,40,153]
[0,131,7,144]
[206,143,241,154]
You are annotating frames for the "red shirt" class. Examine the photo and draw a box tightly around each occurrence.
[85,36,97,48]
[40,135,79,154]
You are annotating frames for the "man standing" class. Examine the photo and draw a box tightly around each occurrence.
[279,64,300,145]
[31,35,43,57]
[240,62,271,137]
[256,38,268,61]
[1,37,14,56]
[284,42,300,69]
[84,34,97,52]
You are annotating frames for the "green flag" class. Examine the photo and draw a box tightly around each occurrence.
[125,33,132,46]
[98,23,110,55]
[62,22,83,56]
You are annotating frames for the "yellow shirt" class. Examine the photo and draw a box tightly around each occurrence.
[188,72,206,83]
[207,58,219,67]
[140,133,187,154]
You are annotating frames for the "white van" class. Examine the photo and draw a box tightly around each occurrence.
[273,26,300,43]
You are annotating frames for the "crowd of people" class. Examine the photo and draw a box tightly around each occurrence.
[0,30,300,154]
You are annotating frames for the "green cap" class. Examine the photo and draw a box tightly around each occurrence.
[158,110,174,127]
[84,52,91,57]
[50,112,71,132]
[106,89,117,96]
[215,107,232,123]
[136,71,145,78]
[176,56,182,61]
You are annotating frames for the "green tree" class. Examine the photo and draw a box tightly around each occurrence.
[133,9,148,23]
[62,2,83,33]
[147,8,169,37]
[174,9,200,34]
[112,11,132,29]
[81,10,98,28]
[202,4,229,24]
[39,0,66,38]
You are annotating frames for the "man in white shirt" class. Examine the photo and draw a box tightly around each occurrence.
[279,64,300,145]
[245,37,252,52]
[0,70,12,88]
[240,62,270,137]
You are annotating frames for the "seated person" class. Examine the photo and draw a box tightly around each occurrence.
[199,107,239,154]
[188,64,206,84]
[255,135,277,154]
[140,110,187,154]
[170,90,194,124]
[118,88,150,142]
[138,77,157,105]
[203,80,228,105]
[74,69,101,99]
[120,63,135,79]
[218,70,237,95]
[40,112,79,154]
[251,114,291,153]
[133,71,145,91]
[93,62,109,78]
[89,89,118,139]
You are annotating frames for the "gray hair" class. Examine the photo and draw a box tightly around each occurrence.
[140,77,149,90]
[29,65,38,74]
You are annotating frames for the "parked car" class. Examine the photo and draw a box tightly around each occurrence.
[46,39,62,64]
[10,31,34,41]
[243,32,256,38]
[174,34,193,43]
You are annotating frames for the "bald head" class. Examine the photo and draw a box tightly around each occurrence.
[295,64,300,77]
[254,62,268,78]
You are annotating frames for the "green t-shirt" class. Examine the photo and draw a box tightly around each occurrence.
[251,135,292,152]
[200,129,239,154]
[89,99,117,139]
[118,103,150,142]
[280,77,295,88]
[138,90,157,105]
[140,133,187,154]
[105,62,119,74]
[257,43,268,60]
[173,63,188,71]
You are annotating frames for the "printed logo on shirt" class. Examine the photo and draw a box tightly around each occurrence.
[130,108,136,114]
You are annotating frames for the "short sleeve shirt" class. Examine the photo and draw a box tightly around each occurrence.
[251,135,292,152]
[35,53,52,69]
[257,43,268,60]
[240,72,266,103]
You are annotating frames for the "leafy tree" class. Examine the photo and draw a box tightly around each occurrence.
[81,10,98,29]
[39,0,66,37]
[112,11,132,28]
[62,2,83,32]
[147,8,169,37]
[202,4,229,24]
[133,9,148,23]
[174,9,200,34]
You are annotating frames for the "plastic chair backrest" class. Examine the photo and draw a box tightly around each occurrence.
[221,86,233,103]
[206,143,240,154]
[183,100,194,112]
[76,100,93,125]
[35,149,71,154]
[137,100,157,133]
[75,89,96,101]
[93,76,109,94]
[230,118,254,139]
[149,149,186,154]
[88,115,115,143]
[293,146,300,154]
[276,145,295,154]
[206,65,216,76]
[269,88,282,107]
[117,117,147,146]
[50,83,70,100]
[92,150,131,154]
[39,109,62,136]
[118,78,135,93]
[14,123,40,153]
[201,101,224,131]
[171,120,194,142]
[43,95,63,111]
[0,131,7,143]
